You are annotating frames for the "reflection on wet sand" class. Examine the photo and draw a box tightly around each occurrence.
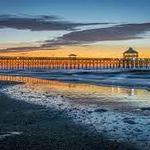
[1,75,150,150]
[0,75,150,105]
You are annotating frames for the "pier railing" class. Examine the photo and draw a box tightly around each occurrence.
[0,56,150,70]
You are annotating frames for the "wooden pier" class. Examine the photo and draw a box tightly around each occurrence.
[0,48,149,70]
[0,56,149,70]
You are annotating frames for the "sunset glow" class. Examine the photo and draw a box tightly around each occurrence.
[0,0,149,58]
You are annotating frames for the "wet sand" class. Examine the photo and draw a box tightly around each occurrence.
[0,81,138,150]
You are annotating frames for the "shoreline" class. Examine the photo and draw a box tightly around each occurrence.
[1,78,150,150]
[0,81,137,150]
[0,71,150,91]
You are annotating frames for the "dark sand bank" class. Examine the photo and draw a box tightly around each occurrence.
[0,82,137,150]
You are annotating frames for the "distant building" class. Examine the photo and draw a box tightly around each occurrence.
[68,54,77,59]
[123,47,139,59]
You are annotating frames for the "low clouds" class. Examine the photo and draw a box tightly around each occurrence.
[39,23,150,49]
[41,39,80,48]
[59,23,150,42]
[1,40,80,53]
[0,45,60,53]
[0,46,41,52]
[1,14,150,52]
[0,14,105,31]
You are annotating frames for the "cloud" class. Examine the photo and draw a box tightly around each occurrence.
[0,46,40,52]
[38,23,150,49]
[0,40,79,53]
[0,45,59,53]
[0,14,107,31]
[1,22,150,52]
[41,39,80,48]
[58,23,150,42]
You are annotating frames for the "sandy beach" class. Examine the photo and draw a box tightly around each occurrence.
[0,80,138,150]
[0,73,150,150]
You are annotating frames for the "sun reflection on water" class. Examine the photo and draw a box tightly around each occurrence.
[0,75,150,105]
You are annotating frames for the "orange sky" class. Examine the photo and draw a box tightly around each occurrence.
[0,45,149,58]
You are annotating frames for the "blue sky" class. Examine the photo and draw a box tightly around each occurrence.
[0,0,150,23]
[0,0,150,56]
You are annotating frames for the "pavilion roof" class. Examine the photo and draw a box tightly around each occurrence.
[69,54,77,56]
[124,47,138,54]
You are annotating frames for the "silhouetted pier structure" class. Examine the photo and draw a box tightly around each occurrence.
[0,48,150,70]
